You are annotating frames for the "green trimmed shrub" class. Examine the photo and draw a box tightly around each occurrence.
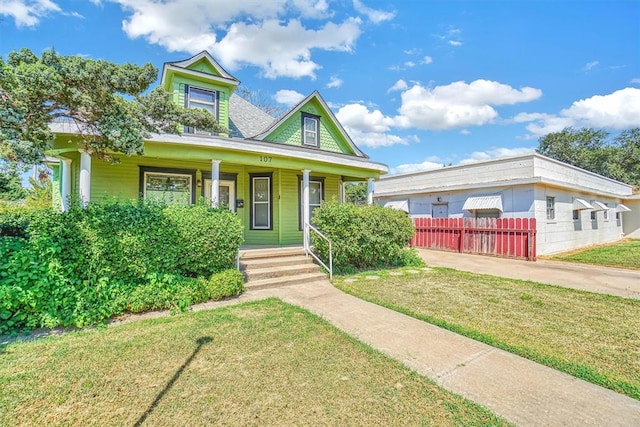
[164,204,243,277]
[310,202,418,272]
[0,200,244,334]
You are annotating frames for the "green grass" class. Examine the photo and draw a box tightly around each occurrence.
[334,268,640,400]
[549,239,640,269]
[0,298,508,426]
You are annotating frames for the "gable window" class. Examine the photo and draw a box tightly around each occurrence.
[298,176,325,229]
[250,173,273,230]
[302,113,319,147]
[573,209,580,221]
[185,86,218,134]
[546,196,555,220]
[140,167,195,205]
[591,210,597,221]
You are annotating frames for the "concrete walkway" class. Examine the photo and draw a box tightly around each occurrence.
[222,281,640,427]
[418,249,640,299]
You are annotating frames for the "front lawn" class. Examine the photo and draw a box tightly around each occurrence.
[549,239,640,269]
[0,299,507,426]
[334,268,640,400]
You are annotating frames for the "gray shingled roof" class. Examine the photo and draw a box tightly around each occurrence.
[228,94,275,138]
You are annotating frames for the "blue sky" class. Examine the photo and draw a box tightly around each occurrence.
[1,0,639,174]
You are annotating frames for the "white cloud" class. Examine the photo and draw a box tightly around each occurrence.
[458,147,536,164]
[562,87,640,128]
[390,159,445,174]
[273,89,305,106]
[460,129,470,135]
[352,0,395,24]
[404,61,416,68]
[387,79,408,93]
[448,40,462,47]
[422,56,433,64]
[583,61,599,71]
[515,87,640,138]
[0,0,61,27]
[395,79,542,130]
[336,103,395,133]
[630,78,640,84]
[336,103,410,148]
[326,76,343,88]
[347,128,410,148]
[110,0,362,79]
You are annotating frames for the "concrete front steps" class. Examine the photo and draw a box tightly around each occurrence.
[240,246,327,290]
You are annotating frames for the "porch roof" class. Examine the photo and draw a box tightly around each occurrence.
[616,203,632,212]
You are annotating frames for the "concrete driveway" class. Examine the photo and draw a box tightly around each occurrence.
[418,249,640,299]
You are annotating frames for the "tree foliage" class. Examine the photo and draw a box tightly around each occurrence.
[235,86,286,117]
[344,182,368,204]
[0,161,26,200]
[536,127,640,190]
[0,48,227,164]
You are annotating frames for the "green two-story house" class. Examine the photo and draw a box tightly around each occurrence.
[46,51,387,246]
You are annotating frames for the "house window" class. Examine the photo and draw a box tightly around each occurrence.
[591,211,597,221]
[546,196,555,220]
[185,86,217,134]
[140,168,195,205]
[250,173,272,230]
[298,177,324,229]
[572,209,580,221]
[603,207,609,221]
[302,113,319,147]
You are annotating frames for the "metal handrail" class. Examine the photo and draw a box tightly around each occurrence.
[304,223,333,280]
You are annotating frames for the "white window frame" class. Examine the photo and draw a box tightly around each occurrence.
[143,171,193,205]
[186,86,217,134]
[546,196,555,220]
[299,179,323,229]
[251,176,271,230]
[302,114,319,147]
[204,179,236,211]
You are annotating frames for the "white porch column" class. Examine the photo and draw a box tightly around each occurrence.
[211,159,221,208]
[60,158,72,212]
[302,169,311,252]
[367,178,375,205]
[79,150,91,207]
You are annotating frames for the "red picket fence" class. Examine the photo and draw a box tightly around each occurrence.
[411,217,537,261]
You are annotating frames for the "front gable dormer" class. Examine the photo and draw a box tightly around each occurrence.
[161,51,240,134]
[252,91,368,158]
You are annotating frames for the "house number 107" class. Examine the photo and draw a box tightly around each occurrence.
[260,156,272,163]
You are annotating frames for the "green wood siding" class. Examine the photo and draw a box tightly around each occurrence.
[169,75,231,133]
[265,99,355,155]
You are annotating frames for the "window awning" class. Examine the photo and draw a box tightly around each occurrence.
[384,200,409,213]
[462,195,503,212]
[572,198,594,210]
[616,203,632,212]
[591,201,609,211]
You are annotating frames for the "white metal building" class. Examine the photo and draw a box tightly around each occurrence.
[375,154,638,255]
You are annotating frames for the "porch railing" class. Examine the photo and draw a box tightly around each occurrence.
[304,223,333,280]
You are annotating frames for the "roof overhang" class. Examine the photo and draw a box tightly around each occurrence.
[463,195,503,212]
[573,198,594,210]
[48,122,388,176]
[384,200,409,213]
[591,201,609,211]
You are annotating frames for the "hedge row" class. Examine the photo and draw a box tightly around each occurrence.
[0,200,244,334]
[310,202,422,273]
